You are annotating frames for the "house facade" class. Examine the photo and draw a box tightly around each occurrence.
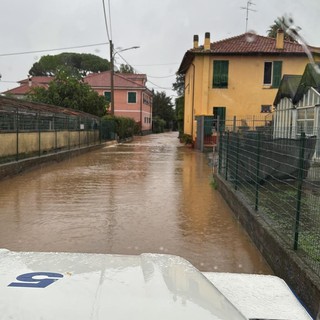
[2,71,153,134]
[178,31,320,140]
[273,63,320,157]
[84,71,153,133]
[2,76,53,99]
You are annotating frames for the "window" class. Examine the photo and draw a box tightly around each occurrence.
[261,105,272,113]
[263,61,282,88]
[104,91,111,102]
[143,93,151,105]
[128,92,137,103]
[297,107,314,135]
[213,60,229,88]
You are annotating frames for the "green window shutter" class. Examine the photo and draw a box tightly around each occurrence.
[213,61,221,87]
[104,91,111,102]
[213,61,229,88]
[221,61,229,87]
[128,92,137,103]
[272,61,282,88]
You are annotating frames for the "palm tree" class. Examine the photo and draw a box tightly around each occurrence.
[267,16,298,42]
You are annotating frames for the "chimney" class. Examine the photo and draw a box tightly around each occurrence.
[204,32,211,50]
[28,75,32,87]
[276,29,284,50]
[193,35,199,49]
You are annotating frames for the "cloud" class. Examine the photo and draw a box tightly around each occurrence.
[0,0,319,97]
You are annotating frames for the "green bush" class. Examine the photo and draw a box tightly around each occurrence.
[101,115,136,140]
[152,116,166,133]
[181,133,193,145]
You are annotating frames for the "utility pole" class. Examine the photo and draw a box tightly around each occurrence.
[109,40,115,115]
[240,1,257,33]
[109,43,139,116]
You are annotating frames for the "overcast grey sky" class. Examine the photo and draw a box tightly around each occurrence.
[0,0,319,99]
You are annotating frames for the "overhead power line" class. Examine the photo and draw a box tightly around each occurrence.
[147,74,176,79]
[0,42,109,57]
[101,0,111,41]
[133,62,179,67]
[108,0,113,40]
[113,51,176,92]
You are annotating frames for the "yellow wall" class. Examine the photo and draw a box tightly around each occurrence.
[184,54,317,138]
[0,130,100,157]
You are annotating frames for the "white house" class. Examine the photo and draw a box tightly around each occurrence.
[273,63,320,157]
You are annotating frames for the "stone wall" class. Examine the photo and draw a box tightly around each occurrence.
[215,173,320,318]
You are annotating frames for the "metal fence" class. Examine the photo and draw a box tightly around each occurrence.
[0,96,114,164]
[218,121,320,276]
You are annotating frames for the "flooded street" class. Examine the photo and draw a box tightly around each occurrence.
[0,132,271,273]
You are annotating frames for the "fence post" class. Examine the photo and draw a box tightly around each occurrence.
[87,118,89,146]
[16,107,19,161]
[293,132,306,250]
[38,112,41,157]
[255,132,261,211]
[54,114,57,152]
[78,117,81,148]
[99,119,102,144]
[234,131,240,190]
[67,116,70,150]
[225,131,230,181]
[233,116,236,132]
[217,116,223,174]
[200,116,204,152]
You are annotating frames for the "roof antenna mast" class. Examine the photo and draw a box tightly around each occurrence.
[240,1,257,33]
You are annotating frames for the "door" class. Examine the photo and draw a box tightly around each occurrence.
[213,107,226,132]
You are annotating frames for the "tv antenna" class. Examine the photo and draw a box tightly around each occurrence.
[240,1,257,32]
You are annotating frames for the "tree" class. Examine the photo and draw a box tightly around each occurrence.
[118,64,135,74]
[28,69,107,117]
[152,90,175,129]
[172,73,185,96]
[267,16,298,42]
[29,52,111,77]
[175,96,184,137]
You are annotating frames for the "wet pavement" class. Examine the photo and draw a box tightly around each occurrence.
[0,132,272,273]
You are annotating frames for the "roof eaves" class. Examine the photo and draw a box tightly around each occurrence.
[273,75,302,106]
[293,63,320,104]
[177,50,195,74]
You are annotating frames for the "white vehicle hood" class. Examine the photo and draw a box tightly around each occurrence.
[0,249,246,320]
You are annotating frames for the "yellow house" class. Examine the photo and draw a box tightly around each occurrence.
[178,31,320,140]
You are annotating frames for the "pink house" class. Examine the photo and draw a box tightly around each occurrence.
[84,71,153,133]
[2,76,53,99]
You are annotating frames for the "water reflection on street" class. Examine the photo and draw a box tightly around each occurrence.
[0,132,271,273]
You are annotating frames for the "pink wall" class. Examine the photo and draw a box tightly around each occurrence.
[96,89,153,132]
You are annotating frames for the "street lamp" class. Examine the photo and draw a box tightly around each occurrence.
[109,41,140,115]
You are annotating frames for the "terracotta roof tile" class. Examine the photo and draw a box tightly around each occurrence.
[202,33,308,54]
[178,32,320,73]
[2,77,53,95]
[84,71,147,89]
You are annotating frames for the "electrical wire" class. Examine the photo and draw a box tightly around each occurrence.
[147,74,176,79]
[108,0,113,40]
[115,52,176,91]
[0,42,109,57]
[101,0,111,41]
[133,62,179,67]
[0,80,19,84]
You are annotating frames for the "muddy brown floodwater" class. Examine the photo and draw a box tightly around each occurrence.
[0,132,272,273]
